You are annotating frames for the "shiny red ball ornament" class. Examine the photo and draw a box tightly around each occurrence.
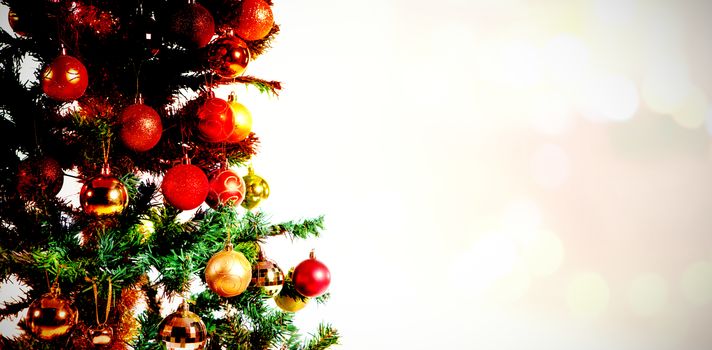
[292,251,331,298]
[8,9,28,36]
[205,168,246,209]
[119,103,163,152]
[207,35,250,79]
[234,0,274,41]
[197,97,234,142]
[17,156,64,200]
[41,54,89,101]
[168,1,215,48]
[161,163,209,210]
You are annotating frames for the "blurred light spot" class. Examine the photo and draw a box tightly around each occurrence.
[542,34,591,87]
[593,0,637,26]
[566,272,610,318]
[450,232,520,294]
[501,198,542,243]
[670,86,708,129]
[530,91,574,135]
[520,229,564,277]
[499,41,544,88]
[705,107,712,136]
[531,144,569,189]
[681,261,712,305]
[628,273,668,316]
[490,263,531,304]
[641,64,694,115]
[579,74,639,122]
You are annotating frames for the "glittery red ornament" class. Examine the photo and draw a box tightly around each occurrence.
[197,97,234,143]
[119,104,163,152]
[292,251,331,298]
[41,54,89,101]
[207,35,250,79]
[161,164,209,210]
[234,0,274,41]
[168,2,215,48]
[71,3,118,38]
[205,168,246,209]
[17,156,64,200]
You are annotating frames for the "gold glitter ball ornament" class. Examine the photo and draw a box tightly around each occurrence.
[80,165,128,216]
[241,167,269,210]
[158,302,207,350]
[25,286,78,341]
[204,244,252,297]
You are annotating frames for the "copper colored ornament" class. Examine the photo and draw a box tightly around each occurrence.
[250,250,284,297]
[168,1,215,48]
[8,9,28,36]
[25,286,78,341]
[158,302,207,350]
[80,165,129,216]
[241,167,269,210]
[204,243,252,297]
[207,35,249,79]
[292,250,331,298]
[42,53,89,101]
[274,291,309,313]
[226,93,252,143]
[161,162,209,211]
[87,325,113,346]
[17,156,64,200]
[234,0,274,41]
[197,97,234,142]
[119,102,163,152]
[205,167,246,209]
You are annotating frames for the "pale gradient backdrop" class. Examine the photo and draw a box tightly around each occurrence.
[2,0,712,349]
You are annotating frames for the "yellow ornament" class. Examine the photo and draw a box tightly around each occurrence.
[274,292,309,312]
[80,165,128,216]
[25,285,78,341]
[204,243,252,297]
[226,93,253,143]
[241,167,269,210]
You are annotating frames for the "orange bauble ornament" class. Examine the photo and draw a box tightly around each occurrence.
[80,165,129,216]
[226,93,252,143]
[234,0,274,41]
[25,285,78,341]
[197,97,234,143]
[41,54,89,101]
[204,243,252,297]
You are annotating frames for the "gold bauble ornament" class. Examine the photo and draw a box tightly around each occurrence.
[25,285,78,341]
[158,302,207,350]
[204,243,252,297]
[241,167,269,210]
[274,292,309,312]
[80,165,128,216]
[250,250,284,297]
[87,325,113,346]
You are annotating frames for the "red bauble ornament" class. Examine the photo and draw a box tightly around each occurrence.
[205,168,246,209]
[17,156,64,200]
[292,251,331,298]
[161,163,209,210]
[207,35,250,79]
[234,0,274,41]
[119,103,163,152]
[8,9,28,36]
[168,2,215,48]
[41,54,89,101]
[197,97,234,142]
[226,93,252,143]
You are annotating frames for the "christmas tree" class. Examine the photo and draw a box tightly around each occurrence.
[0,0,338,349]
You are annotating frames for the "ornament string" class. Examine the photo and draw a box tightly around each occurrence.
[90,277,112,326]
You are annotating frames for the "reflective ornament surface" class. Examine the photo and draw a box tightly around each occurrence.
[197,97,234,143]
[205,168,246,209]
[207,35,249,79]
[80,166,129,216]
[205,244,252,297]
[26,289,78,341]
[87,325,113,346]
[8,9,28,36]
[274,292,309,313]
[226,93,252,143]
[41,54,89,101]
[292,251,331,298]
[158,303,207,350]
[241,167,269,210]
[250,251,284,297]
